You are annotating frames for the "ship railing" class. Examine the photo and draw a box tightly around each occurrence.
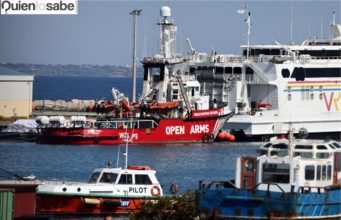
[95,119,158,129]
[198,180,237,192]
[142,56,183,64]
[250,182,286,194]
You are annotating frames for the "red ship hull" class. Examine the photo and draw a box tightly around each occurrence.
[36,194,146,215]
[38,108,230,145]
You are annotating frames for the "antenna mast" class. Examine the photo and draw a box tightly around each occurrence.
[290,0,293,44]
[238,4,251,60]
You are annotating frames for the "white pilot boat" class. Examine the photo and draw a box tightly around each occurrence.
[36,163,163,215]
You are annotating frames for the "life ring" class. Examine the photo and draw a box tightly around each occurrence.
[150,185,161,196]
[170,183,179,195]
[146,128,151,135]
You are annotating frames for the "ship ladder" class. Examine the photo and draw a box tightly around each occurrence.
[175,73,191,111]
[212,112,233,139]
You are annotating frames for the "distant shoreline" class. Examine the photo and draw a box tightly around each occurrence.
[0,63,143,78]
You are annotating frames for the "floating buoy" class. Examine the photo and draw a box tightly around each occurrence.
[217,132,225,140]
[229,134,235,141]
[224,133,231,140]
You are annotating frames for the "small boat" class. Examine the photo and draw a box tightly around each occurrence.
[197,130,341,219]
[36,163,163,215]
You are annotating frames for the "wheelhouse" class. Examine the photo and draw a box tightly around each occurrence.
[88,166,159,186]
[236,138,341,193]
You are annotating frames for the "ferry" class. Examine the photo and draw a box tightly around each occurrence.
[222,10,341,140]
[197,131,341,219]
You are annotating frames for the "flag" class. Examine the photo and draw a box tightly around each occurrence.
[237,9,245,14]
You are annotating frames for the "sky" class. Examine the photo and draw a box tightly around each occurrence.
[0,0,340,65]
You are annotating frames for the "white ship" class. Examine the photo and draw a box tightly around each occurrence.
[140,6,341,140]
[224,10,341,140]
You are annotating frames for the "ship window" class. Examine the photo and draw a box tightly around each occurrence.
[173,89,178,94]
[332,142,341,148]
[89,172,101,183]
[305,165,315,180]
[225,67,232,74]
[293,152,313,158]
[172,95,178,100]
[270,150,288,157]
[234,67,242,74]
[189,67,195,73]
[216,67,224,74]
[203,66,208,70]
[291,67,341,80]
[327,165,332,180]
[272,143,288,149]
[118,174,133,184]
[263,143,272,148]
[317,165,321,180]
[259,149,267,155]
[138,121,154,129]
[135,174,152,185]
[246,67,254,74]
[295,145,312,150]
[270,49,280,55]
[281,68,290,78]
[316,152,330,159]
[322,165,327,180]
[100,173,118,183]
[329,144,336,149]
[317,145,328,150]
[262,163,290,183]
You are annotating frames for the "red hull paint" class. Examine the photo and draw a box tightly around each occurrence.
[36,194,146,214]
[38,115,228,145]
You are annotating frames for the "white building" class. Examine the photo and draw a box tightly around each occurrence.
[0,66,34,119]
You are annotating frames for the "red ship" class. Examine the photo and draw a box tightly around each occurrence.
[37,106,231,145]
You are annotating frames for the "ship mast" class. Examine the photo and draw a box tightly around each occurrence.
[159,6,176,58]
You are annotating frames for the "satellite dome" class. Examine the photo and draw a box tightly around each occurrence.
[160,6,171,17]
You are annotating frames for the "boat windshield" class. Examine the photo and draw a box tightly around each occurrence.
[99,172,118,183]
[262,163,290,184]
[89,172,101,183]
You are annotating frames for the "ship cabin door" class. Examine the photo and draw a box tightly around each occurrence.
[333,152,340,184]
[240,157,257,189]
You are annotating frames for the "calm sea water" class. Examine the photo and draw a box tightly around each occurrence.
[33,76,143,101]
[0,76,260,193]
[0,141,259,193]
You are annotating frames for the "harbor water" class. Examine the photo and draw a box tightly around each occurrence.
[0,141,259,194]
[1,75,259,193]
